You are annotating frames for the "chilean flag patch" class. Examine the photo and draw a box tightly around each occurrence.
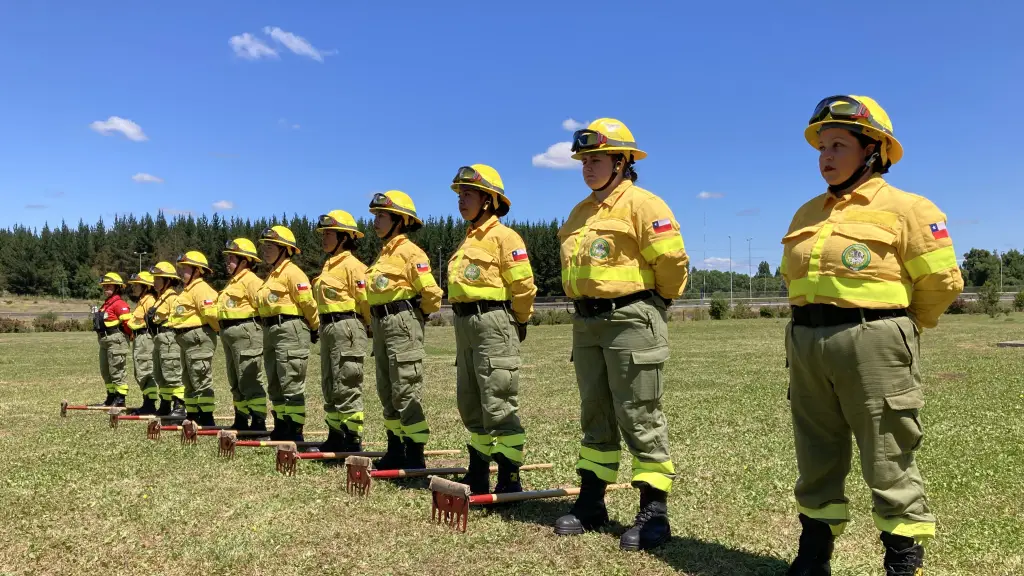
[930,222,949,240]
[356,280,366,289]
[202,299,214,307]
[512,248,529,262]
[296,283,310,291]
[652,218,672,234]
[416,263,431,273]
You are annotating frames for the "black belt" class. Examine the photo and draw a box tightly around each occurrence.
[451,300,509,317]
[261,314,303,327]
[220,317,259,330]
[132,327,149,336]
[96,327,122,337]
[320,311,358,324]
[173,325,204,335]
[573,291,653,318]
[371,299,414,319]
[792,304,907,328]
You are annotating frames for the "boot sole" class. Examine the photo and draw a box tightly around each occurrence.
[620,531,671,552]
[554,525,586,536]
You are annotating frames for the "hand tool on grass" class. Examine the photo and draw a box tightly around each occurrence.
[146,421,237,441]
[427,476,631,532]
[109,411,157,429]
[342,456,550,495]
[276,446,463,477]
[61,400,120,418]
[218,430,306,459]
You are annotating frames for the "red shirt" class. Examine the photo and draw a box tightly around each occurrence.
[100,295,132,332]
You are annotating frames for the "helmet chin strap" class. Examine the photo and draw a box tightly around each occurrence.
[589,156,625,193]
[470,200,492,226]
[383,217,402,241]
[829,152,879,196]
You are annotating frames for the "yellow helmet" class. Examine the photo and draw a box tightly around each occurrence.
[805,95,903,166]
[369,190,423,230]
[316,210,364,239]
[99,272,125,286]
[259,225,301,254]
[176,251,212,273]
[127,271,155,287]
[570,118,647,162]
[450,164,511,217]
[223,238,261,262]
[150,261,180,280]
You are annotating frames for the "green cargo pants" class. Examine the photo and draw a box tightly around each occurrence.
[372,308,429,444]
[132,332,158,401]
[454,308,524,463]
[571,297,675,492]
[177,326,218,417]
[153,331,184,402]
[264,318,311,425]
[786,314,935,540]
[321,316,367,436]
[221,320,267,416]
[98,331,130,396]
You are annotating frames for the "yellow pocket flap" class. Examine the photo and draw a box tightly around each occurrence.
[885,387,924,411]
[286,348,310,360]
[833,222,898,246]
[842,209,902,230]
[631,346,670,366]
[488,356,521,370]
[393,349,426,363]
[781,225,821,244]
[589,218,632,234]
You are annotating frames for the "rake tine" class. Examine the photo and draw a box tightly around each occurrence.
[147,420,161,440]
[180,420,199,446]
[428,476,470,532]
[109,407,120,429]
[60,400,68,418]
[345,456,373,496]
[275,444,298,476]
[217,430,238,459]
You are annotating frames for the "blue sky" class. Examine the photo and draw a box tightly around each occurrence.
[0,2,1019,271]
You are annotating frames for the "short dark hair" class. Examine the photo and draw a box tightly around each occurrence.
[852,132,890,175]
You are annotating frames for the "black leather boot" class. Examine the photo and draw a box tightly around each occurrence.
[619,482,671,551]
[403,437,425,469]
[492,453,522,494]
[196,411,215,427]
[230,409,249,431]
[128,398,157,416]
[554,470,609,535]
[167,398,186,419]
[249,413,268,434]
[93,392,114,407]
[338,428,362,453]
[318,428,346,452]
[372,431,405,470]
[111,393,126,408]
[457,447,491,495]
[156,398,171,416]
[881,531,925,576]
[269,411,285,441]
[786,514,835,576]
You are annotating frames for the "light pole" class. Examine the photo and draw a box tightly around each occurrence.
[746,237,753,299]
[728,235,733,304]
[133,251,148,272]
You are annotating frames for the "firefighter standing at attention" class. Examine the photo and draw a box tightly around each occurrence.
[169,251,221,426]
[93,272,133,407]
[125,271,159,415]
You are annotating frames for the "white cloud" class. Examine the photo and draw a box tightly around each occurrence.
[161,208,194,217]
[702,257,738,270]
[532,141,579,169]
[562,118,587,131]
[131,172,163,183]
[212,200,235,211]
[230,32,278,60]
[697,191,725,200]
[89,116,148,142]
[263,26,325,62]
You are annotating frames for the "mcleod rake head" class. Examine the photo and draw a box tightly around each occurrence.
[218,430,238,459]
[428,476,471,532]
[345,456,374,496]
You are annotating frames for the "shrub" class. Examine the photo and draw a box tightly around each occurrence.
[709,295,730,320]
[78,318,94,331]
[530,308,573,326]
[731,301,758,320]
[0,317,29,333]
[946,297,968,315]
[426,313,451,327]
[32,312,61,332]
[978,282,1002,318]
[759,306,776,318]
[1014,290,1024,313]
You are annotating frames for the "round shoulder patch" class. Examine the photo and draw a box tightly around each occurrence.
[589,238,611,260]
[464,263,481,281]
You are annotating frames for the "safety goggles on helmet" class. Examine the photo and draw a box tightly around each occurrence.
[261,227,282,241]
[808,95,892,136]
[570,129,636,154]
[369,193,394,209]
[452,166,502,193]
[318,214,342,227]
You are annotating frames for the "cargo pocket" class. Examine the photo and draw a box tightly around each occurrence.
[882,387,925,460]
[187,350,215,383]
[285,348,310,386]
[393,348,426,387]
[630,346,669,402]
[487,356,521,399]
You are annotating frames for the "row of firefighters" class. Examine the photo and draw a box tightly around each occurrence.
[87,103,962,574]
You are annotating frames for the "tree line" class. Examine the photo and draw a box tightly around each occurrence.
[0,213,1009,301]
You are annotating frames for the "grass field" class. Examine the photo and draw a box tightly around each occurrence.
[1,316,1022,576]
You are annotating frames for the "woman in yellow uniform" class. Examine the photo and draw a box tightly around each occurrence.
[782,95,963,576]
[148,261,185,418]
[218,238,268,431]
[256,225,320,443]
[554,119,689,552]
[314,210,371,452]
[447,165,536,494]
[169,251,220,426]
[365,191,443,469]
[126,271,159,415]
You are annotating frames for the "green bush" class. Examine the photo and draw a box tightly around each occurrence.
[978,282,1002,318]
[759,306,776,318]
[709,296,730,320]
[32,312,61,332]
[946,297,968,315]
[1014,290,1024,313]
[426,313,451,327]
[731,301,758,319]
[78,318,94,331]
[530,308,573,325]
